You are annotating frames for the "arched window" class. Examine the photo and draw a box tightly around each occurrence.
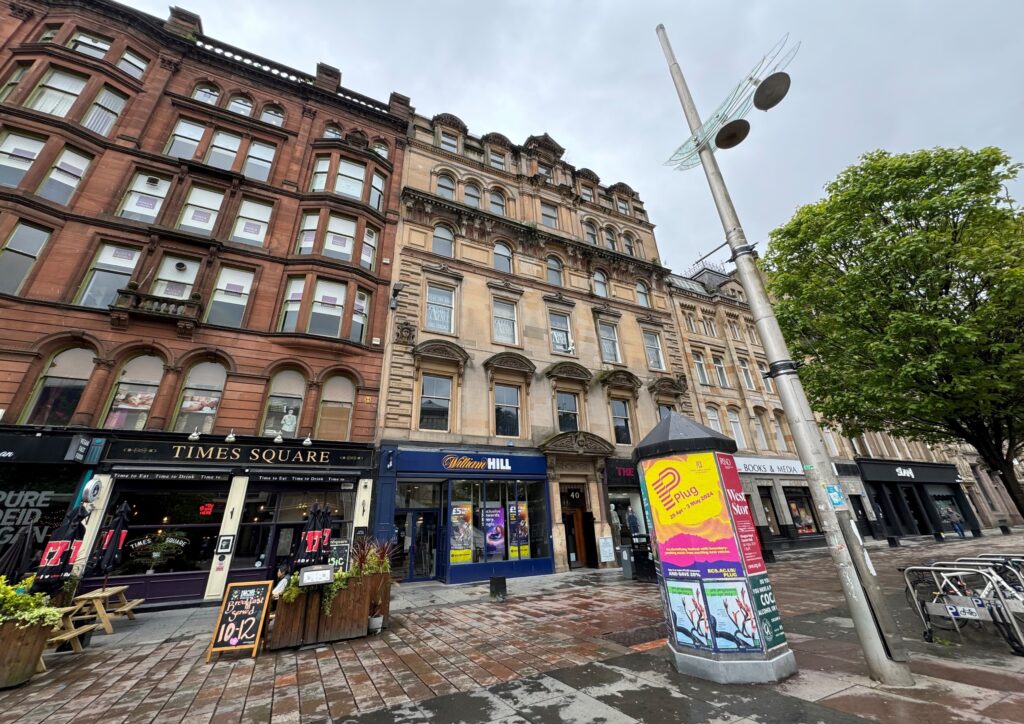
[494,242,512,273]
[635,280,650,307]
[489,189,506,215]
[546,256,563,286]
[437,174,455,200]
[774,411,789,451]
[604,228,617,251]
[192,83,220,105]
[323,123,342,139]
[623,233,635,256]
[103,355,164,430]
[263,370,305,438]
[464,183,481,208]
[371,141,389,159]
[583,222,597,244]
[317,375,355,441]
[727,408,747,448]
[173,361,227,434]
[260,104,284,127]
[227,94,252,116]
[706,405,722,433]
[432,225,454,257]
[23,347,94,425]
[593,270,608,298]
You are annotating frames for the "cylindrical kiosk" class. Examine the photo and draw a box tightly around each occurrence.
[632,412,797,683]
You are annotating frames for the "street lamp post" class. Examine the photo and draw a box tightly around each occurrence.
[656,24,914,687]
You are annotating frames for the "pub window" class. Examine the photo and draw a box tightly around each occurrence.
[349,289,371,344]
[205,130,240,170]
[492,300,518,345]
[263,370,305,438]
[173,361,227,433]
[102,355,164,430]
[493,242,512,273]
[38,146,92,205]
[431,224,454,257]
[610,398,632,444]
[419,374,452,431]
[26,69,87,118]
[192,83,221,105]
[77,243,139,309]
[151,254,200,300]
[317,375,355,441]
[278,276,305,332]
[21,347,94,426]
[0,221,51,295]
[308,279,347,337]
[727,408,747,449]
[118,172,171,222]
[0,130,45,187]
[206,266,254,328]
[82,86,127,137]
[425,283,455,333]
[706,405,722,433]
[165,118,205,159]
[177,186,224,236]
[230,198,272,246]
[117,49,149,80]
[494,384,521,437]
[557,391,579,432]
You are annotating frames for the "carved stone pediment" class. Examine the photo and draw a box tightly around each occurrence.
[412,339,469,372]
[481,132,512,148]
[648,375,685,397]
[540,431,615,457]
[599,370,642,393]
[483,352,536,378]
[542,292,575,308]
[395,320,416,345]
[432,112,468,133]
[544,361,592,383]
[576,168,600,184]
[422,263,463,281]
[486,279,524,297]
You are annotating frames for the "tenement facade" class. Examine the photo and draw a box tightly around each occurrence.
[373,112,690,582]
[0,0,409,604]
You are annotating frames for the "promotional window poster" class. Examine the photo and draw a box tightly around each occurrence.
[507,502,530,559]
[449,502,473,564]
[638,452,743,581]
[703,579,762,652]
[666,580,711,650]
[483,504,506,559]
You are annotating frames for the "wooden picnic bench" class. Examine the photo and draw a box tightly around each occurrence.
[36,603,99,674]
[72,586,144,635]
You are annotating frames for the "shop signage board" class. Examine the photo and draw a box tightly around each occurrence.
[732,456,803,477]
[106,440,373,468]
[329,539,350,570]
[206,581,273,662]
[397,450,547,476]
[598,536,615,563]
[638,451,789,656]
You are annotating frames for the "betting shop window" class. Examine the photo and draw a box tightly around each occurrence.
[449,480,548,565]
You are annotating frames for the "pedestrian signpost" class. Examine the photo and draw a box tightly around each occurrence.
[633,412,797,683]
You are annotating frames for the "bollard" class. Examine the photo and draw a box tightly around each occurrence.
[489,576,507,601]
[887,536,901,548]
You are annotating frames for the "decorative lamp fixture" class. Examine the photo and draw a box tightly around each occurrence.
[273,432,284,444]
[225,429,236,443]
[302,435,313,447]
[188,428,200,442]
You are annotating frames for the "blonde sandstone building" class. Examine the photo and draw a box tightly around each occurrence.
[372,112,691,582]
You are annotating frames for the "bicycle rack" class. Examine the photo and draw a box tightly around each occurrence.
[903,565,1024,656]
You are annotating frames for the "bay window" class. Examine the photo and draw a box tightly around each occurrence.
[308,279,346,337]
[0,131,45,187]
[38,147,91,204]
[0,221,50,295]
[206,267,253,327]
[82,86,127,136]
[278,277,305,332]
[27,69,86,117]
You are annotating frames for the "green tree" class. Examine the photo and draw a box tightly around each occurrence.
[764,147,1024,519]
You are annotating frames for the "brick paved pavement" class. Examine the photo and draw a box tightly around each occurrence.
[2,532,1024,723]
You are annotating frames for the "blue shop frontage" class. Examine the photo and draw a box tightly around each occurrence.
[373,446,554,584]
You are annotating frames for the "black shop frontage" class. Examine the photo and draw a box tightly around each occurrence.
[81,434,374,606]
[857,459,981,539]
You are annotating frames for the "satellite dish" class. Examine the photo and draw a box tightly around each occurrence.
[82,478,102,504]
[715,119,750,150]
[754,72,791,111]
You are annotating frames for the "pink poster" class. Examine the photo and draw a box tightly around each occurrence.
[716,452,766,576]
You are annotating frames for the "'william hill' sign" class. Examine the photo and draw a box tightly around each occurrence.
[105,440,372,468]
[442,455,512,471]
[396,449,547,476]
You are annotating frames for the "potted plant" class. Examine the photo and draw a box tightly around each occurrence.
[365,539,394,634]
[0,575,63,689]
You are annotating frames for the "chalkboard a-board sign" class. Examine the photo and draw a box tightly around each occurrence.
[206,581,273,662]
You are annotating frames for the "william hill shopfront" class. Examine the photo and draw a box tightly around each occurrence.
[373,446,553,584]
[81,434,374,606]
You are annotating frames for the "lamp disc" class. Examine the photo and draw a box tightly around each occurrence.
[715,119,750,149]
[754,72,791,111]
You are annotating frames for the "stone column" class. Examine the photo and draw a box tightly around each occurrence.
[298,381,321,438]
[146,365,182,430]
[70,358,115,426]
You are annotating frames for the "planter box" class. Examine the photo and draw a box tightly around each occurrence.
[0,622,52,689]
[269,575,391,650]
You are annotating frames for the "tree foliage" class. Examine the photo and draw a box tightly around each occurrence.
[764,147,1024,517]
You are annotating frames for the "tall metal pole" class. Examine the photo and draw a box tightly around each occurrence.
[656,24,914,686]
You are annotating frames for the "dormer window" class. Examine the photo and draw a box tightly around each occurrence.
[581,186,594,202]
[616,198,628,214]
[489,150,505,170]
[68,30,111,59]
[440,131,458,153]
[537,163,552,180]
[192,84,220,105]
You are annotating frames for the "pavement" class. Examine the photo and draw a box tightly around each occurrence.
[2,529,1023,723]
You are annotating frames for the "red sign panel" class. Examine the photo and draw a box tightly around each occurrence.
[716,452,767,576]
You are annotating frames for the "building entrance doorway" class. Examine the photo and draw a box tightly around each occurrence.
[899,484,931,535]
[393,510,438,581]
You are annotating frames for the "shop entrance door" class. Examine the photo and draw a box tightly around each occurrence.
[562,509,587,568]
[394,510,438,581]
[899,484,931,534]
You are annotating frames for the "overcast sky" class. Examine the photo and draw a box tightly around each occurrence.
[125,0,1024,275]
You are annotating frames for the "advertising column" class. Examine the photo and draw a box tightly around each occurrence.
[634,413,796,683]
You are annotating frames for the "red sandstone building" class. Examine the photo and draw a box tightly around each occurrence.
[0,0,410,604]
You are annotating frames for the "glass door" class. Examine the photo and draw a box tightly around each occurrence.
[410,511,438,580]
